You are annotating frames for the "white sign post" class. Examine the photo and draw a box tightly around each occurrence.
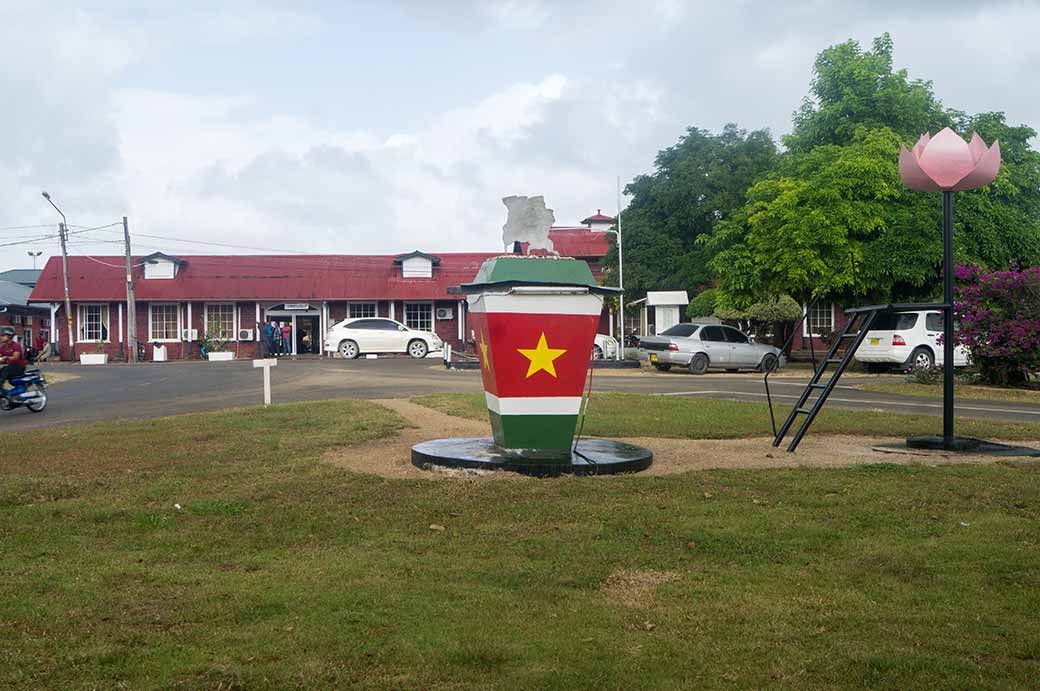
[252,358,277,406]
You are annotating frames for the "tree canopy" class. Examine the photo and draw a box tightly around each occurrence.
[602,124,777,300]
[613,33,1040,311]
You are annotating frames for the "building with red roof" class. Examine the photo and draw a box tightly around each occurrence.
[29,223,617,361]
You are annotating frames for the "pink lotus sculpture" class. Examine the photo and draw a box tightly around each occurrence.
[899,127,1000,192]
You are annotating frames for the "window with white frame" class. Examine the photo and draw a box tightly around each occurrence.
[42,318,50,328]
[150,304,180,341]
[404,302,433,332]
[205,303,236,339]
[349,302,377,319]
[804,301,834,337]
[77,304,110,342]
[23,330,30,343]
[40,329,49,343]
[24,315,32,325]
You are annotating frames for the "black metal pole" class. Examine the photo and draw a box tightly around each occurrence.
[943,191,955,446]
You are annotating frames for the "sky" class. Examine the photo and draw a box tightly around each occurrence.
[2,0,1038,269]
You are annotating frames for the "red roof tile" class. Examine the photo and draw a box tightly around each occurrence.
[29,229,610,303]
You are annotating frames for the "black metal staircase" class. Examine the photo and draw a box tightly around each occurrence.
[767,302,950,453]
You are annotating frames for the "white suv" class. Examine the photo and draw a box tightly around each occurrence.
[324,317,442,359]
[855,310,970,371]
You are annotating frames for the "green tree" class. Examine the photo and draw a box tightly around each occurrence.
[706,35,1040,308]
[686,289,718,318]
[603,124,777,300]
[785,33,950,153]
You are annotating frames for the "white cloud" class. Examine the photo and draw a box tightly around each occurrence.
[1,0,1036,270]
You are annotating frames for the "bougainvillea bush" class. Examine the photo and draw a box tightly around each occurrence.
[954,264,1040,385]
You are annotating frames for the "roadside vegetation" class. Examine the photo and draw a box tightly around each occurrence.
[413,392,1040,441]
[2,399,1040,688]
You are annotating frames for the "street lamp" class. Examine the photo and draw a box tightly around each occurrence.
[27,251,42,269]
[40,191,74,358]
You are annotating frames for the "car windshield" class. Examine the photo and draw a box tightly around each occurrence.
[660,324,699,337]
[871,312,919,330]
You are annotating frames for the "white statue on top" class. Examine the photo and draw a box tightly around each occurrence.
[501,195,556,254]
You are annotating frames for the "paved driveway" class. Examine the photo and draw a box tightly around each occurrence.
[7,358,1040,430]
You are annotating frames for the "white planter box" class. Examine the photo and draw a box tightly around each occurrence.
[207,352,235,361]
[80,353,108,365]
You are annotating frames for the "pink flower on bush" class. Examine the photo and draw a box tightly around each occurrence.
[899,128,1001,192]
[955,264,1040,385]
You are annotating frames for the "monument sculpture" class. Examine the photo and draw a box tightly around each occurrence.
[411,196,652,476]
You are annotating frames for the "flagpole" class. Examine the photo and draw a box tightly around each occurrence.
[616,175,624,361]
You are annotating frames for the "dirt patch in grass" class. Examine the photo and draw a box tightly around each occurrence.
[600,569,679,608]
[323,399,519,480]
[324,399,1040,480]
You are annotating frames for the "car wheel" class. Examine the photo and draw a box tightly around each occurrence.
[910,347,934,369]
[759,353,779,374]
[653,363,671,372]
[688,353,709,375]
[408,339,428,359]
[338,340,359,359]
[592,345,603,360]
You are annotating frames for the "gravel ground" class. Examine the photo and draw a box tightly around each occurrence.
[322,399,1040,479]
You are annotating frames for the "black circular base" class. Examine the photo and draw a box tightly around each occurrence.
[411,437,653,477]
[906,435,1040,457]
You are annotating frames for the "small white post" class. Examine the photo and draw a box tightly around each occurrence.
[253,358,277,406]
[443,342,451,366]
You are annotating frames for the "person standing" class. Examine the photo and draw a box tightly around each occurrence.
[264,319,277,356]
[280,321,292,356]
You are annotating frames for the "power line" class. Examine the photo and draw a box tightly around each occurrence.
[0,232,58,248]
[0,224,53,232]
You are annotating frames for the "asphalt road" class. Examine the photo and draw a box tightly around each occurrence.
[7,357,1040,431]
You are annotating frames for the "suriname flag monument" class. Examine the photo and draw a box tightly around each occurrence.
[410,253,653,476]
[463,256,611,456]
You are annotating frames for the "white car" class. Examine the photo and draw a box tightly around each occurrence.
[324,317,442,359]
[855,310,970,371]
[593,333,619,360]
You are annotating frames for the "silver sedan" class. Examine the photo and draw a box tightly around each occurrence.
[638,323,785,374]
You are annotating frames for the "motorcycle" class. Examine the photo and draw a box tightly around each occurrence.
[0,364,48,414]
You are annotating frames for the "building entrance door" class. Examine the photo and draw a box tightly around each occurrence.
[263,303,321,357]
[296,315,320,355]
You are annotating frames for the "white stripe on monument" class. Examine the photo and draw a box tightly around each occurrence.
[485,392,584,416]
[467,293,603,316]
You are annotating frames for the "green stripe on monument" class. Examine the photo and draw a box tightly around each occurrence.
[489,411,578,455]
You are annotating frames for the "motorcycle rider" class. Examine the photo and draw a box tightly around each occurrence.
[0,327,27,395]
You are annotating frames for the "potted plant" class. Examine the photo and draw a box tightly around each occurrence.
[203,332,234,361]
[80,341,108,365]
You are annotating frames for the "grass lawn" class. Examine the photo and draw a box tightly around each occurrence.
[858,380,1040,404]
[3,399,1040,688]
[413,392,1040,441]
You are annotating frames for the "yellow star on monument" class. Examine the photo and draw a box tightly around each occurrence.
[517,332,567,379]
[478,333,490,369]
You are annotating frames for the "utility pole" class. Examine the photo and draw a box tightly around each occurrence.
[123,216,138,362]
[57,222,74,357]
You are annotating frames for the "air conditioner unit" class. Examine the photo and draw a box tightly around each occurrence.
[238,328,254,341]
[182,328,198,341]
[435,307,453,320]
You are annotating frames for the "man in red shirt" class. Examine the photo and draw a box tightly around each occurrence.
[0,327,27,394]
[280,322,292,356]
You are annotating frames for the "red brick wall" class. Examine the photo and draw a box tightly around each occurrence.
[791,305,852,354]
